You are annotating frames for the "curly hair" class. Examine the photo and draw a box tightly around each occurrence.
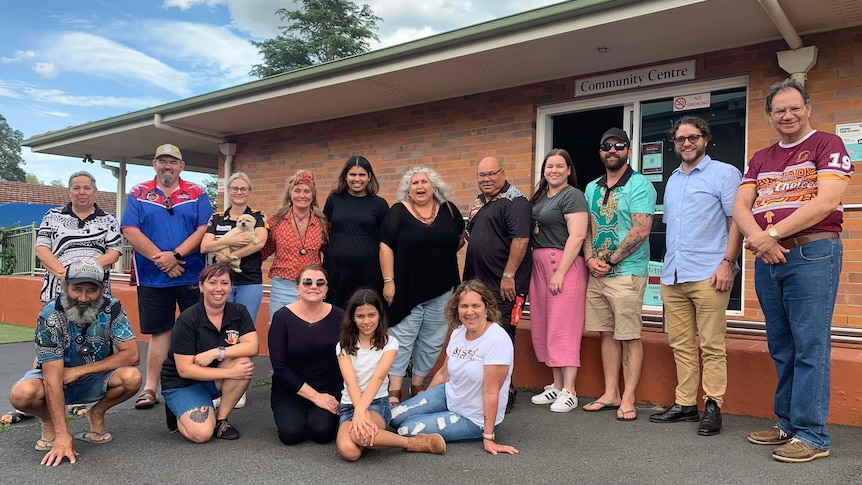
[394,165,451,204]
[444,279,502,329]
[339,288,389,355]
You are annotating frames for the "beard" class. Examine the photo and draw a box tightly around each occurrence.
[61,293,102,325]
[159,170,177,186]
[602,153,628,172]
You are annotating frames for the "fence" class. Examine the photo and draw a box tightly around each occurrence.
[0,223,36,275]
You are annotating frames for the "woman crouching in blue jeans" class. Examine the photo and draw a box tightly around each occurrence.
[389,280,519,455]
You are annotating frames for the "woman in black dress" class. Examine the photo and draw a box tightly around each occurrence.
[323,156,389,309]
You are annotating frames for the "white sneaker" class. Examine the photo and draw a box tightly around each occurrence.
[550,388,578,413]
[531,385,560,404]
[212,392,247,410]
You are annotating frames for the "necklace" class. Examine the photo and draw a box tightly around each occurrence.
[409,199,437,224]
[292,210,310,255]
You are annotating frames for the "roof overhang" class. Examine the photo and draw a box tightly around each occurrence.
[24,0,862,171]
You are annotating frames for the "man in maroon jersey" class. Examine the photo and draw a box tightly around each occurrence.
[734,78,852,463]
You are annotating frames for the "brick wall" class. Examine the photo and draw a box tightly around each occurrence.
[220,25,862,329]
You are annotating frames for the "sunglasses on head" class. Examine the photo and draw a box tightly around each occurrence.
[300,278,328,287]
[600,142,628,152]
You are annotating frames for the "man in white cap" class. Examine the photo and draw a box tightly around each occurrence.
[121,144,212,411]
[8,258,142,466]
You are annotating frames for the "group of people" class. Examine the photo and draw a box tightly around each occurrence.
[3,78,849,466]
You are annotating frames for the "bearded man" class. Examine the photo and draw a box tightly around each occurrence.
[8,258,141,466]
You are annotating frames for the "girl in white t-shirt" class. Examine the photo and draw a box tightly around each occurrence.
[335,289,446,461]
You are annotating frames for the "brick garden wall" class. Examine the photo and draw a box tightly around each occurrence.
[221,25,862,329]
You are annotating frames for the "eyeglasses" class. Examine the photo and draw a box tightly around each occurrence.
[228,186,250,194]
[300,278,328,287]
[165,197,174,216]
[673,134,704,145]
[769,105,805,118]
[476,168,503,179]
[600,142,628,152]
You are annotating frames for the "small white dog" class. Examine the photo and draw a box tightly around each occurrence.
[220,214,259,273]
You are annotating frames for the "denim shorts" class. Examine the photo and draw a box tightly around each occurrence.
[339,396,392,425]
[162,381,220,417]
[19,368,115,404]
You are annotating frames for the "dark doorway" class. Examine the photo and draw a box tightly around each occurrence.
[552,107,624,191]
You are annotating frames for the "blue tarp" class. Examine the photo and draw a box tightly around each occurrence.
[0,203,117,228]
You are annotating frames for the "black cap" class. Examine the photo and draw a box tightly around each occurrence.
[601,127,630,145]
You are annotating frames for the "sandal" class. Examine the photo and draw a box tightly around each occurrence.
[134,389,159,410]
[1,410,35,425]
[67,404,88,416]
[410,384,425,397]
[35,436,54,451]
[388,389,402,405]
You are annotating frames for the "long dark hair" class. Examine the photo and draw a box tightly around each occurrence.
[332,156,380,195]
[530,148,578,203]
[339,288,389,355]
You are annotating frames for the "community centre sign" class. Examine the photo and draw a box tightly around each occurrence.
[575,60,696,97]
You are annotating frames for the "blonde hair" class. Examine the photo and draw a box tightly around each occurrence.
[227,172,253,190]
[271,170,328,244]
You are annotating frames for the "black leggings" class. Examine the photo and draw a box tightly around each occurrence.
[271,393,338,445]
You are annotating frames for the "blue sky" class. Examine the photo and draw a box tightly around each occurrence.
[1,0,560,192]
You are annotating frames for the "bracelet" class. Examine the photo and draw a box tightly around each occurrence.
[383,277,394,283]
[722,257,735,266]
[482,432,495,441]
[502,273,514,279]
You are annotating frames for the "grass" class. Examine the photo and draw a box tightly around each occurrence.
[0,322,34,345]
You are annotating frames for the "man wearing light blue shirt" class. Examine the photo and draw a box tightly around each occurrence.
[649,116,742,436]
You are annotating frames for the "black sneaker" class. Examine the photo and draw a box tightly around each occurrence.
[213,419,240,440]
[506,388,517,414]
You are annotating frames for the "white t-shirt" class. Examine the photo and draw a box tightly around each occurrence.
[335,336,399,405]
[445,323,513,427]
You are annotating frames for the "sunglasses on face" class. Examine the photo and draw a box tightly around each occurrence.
[600,142,628,152]
[300,278,328,287]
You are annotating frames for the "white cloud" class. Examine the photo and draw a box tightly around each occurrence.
[33,62,59,79]
[143,20,262,87]
[1,50,36,63]
[41,32,193,97]
[0,81,166,110]
[378,27,437,48]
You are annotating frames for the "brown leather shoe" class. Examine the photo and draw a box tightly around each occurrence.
[771,438,830,463]
[388,390,402,405]
[748,426,792,445]
[406,433,446,454]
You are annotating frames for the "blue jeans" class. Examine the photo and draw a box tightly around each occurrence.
[388,290,452,378]
[268,277,298,324]
[19,368,116,404]
[231,283,263,323]
[338,397,392,425]
[755,238,841,451]
[389,384,484,442]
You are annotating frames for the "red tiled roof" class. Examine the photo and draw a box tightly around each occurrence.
[0,181,117,208]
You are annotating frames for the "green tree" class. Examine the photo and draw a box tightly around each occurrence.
[250,0,381,78]
[0,114,26,182]
[203,174,219,212]
[25,173,42,184]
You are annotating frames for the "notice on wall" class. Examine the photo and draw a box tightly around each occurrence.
[643,261,663,307]
[672,92,711,112]
[836,122,862,162]
[641,141,664,182]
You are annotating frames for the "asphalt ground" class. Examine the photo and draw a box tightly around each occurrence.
[1,340,861,484]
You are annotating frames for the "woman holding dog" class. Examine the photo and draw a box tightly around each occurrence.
[201,172,269,323]
[262,171,329,323]
[323,156,389,309]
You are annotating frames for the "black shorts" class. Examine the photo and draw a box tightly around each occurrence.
[137,285,200,334]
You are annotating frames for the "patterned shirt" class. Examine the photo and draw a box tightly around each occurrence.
[36,203,123,302]
[35,296,135,368]
[740,130,852,236]
[261,209,326,281]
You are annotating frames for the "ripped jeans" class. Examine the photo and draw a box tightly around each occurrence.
[389,384,484,442]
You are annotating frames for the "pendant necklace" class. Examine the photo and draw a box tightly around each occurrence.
[292,210,310,255]
[409,199,437,224]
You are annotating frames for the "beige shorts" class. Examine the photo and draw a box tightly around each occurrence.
[584,275,647,340]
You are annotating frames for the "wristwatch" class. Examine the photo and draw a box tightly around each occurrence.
[217,346,225,362]
[767,227,780,241]
[502,273,515,279]
[173,251,183,260]
[482,432,495,441]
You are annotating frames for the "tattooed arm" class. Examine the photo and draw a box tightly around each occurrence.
[608,213,653,265]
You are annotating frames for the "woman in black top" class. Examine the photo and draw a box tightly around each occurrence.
[379,166,465,404]
[269,264,345,445]
[160,263,259,442]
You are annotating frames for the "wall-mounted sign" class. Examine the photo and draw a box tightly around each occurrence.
[673,92,711,112]
[836,122,862,162]
[641,141,664,179]
[575,60,696,97]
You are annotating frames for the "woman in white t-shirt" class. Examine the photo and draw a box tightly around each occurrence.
[335,289,446,460]
[389,280,519,455]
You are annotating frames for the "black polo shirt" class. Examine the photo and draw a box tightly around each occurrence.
[161,301,256,390]
[205,206,268,285]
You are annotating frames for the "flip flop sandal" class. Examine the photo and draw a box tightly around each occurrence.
[74,431,113,444]
[35,436,54,451]
[1,410,35,425]
[134,389,159,409]
[67,404,88,416]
